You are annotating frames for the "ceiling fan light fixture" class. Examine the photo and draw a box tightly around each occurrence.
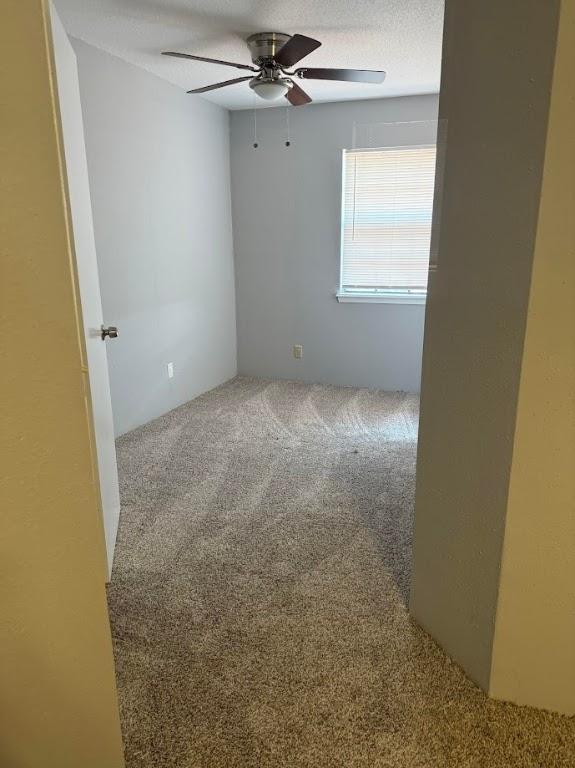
[164,32,386,107]
[249,78,290,101]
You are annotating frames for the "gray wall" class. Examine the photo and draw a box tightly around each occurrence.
[230,95,439,393]
[410,0,559,690]
[73,40,237,436]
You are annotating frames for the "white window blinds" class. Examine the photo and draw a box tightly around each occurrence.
[340,145,437,297]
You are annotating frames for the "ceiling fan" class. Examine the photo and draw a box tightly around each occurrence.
[162,32,386,105]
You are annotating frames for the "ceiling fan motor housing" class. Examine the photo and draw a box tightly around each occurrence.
[246,32,291,66]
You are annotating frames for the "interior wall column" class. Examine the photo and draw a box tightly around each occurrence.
[411,0,574,715]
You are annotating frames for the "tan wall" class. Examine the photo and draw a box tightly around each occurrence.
[489,0,575,714]
[410,0,560,689]
[0,1,125,765]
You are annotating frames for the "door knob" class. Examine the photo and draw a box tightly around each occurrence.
[101,325,118,340]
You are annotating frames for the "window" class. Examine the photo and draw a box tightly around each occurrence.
[338,145,437,303]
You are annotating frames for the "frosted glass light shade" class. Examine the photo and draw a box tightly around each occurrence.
[251,79,289,101]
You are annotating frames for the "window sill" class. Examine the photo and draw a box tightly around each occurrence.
[335,292,427,305]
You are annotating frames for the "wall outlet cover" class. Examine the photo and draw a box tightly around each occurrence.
[293,345,303,359]
[167,362,174,379]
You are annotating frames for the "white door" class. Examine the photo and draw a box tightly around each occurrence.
[49,2,121,577]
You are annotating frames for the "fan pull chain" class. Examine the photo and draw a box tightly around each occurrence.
[285,107,291,147]
[252,98,258,149]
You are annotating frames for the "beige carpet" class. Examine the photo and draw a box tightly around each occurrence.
[110,376,574,767]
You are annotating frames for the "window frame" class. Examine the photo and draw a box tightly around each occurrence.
[337,144,436,305]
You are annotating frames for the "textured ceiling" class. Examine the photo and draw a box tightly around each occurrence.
[53,0,444,110]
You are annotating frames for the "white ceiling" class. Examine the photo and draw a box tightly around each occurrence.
[54,0,444,110]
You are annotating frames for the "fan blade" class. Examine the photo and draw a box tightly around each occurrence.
[187,76,253,94]
[285,81,312,106]
[162,51,257,72]
[275,34,321,68]
[296,67,386,84]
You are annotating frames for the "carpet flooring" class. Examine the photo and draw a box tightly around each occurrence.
[109,376,574,767]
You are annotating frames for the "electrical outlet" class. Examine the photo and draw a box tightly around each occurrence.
[293,345,303,360]
[167,362,174,379]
